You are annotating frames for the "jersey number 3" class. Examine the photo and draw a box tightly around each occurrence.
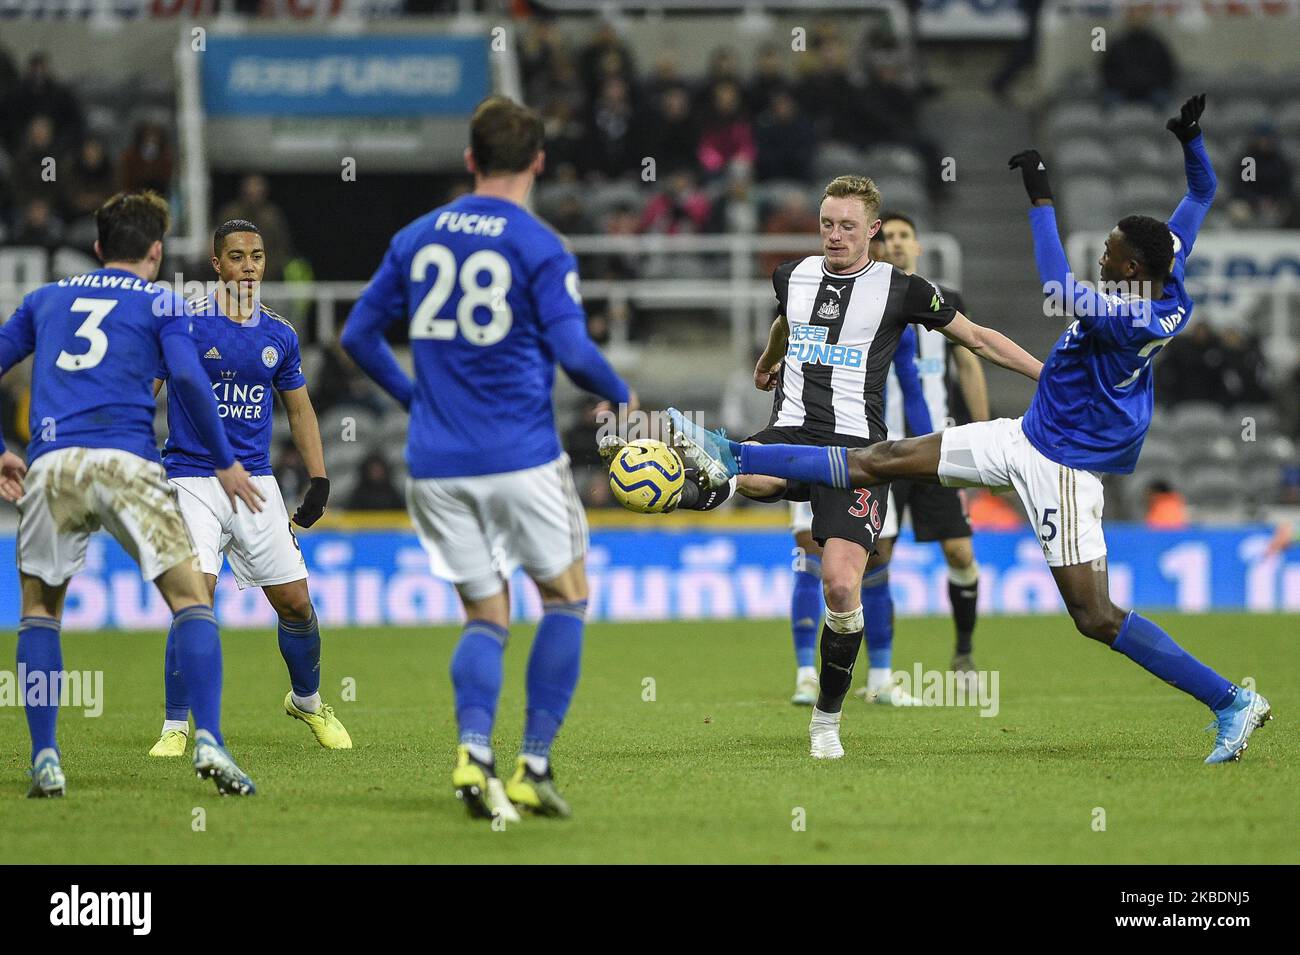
[408,244,513,347]
[56,297,115,371]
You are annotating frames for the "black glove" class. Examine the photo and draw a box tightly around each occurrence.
[1166,93,1206,143]
[1008,150,1052,202]
[292,476,330,528]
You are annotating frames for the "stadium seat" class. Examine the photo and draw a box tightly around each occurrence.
[1045,102,1106,143]
[1215,98,1272,139]
[1053,138,1113,177]
[1138,436,1180,472]
[862,145,924,178]
[1108,103,1163,139]
[1276,100,1300,138]
[1117,175,1180,218]
[1112,135,1170,175]
[1183,470,1245,508]
[1170,401,1231,436]
[813,142,869,185]
[1059,177,1116,232]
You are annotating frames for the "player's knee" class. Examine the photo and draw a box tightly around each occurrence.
[822,576,861,612]
[942,538,974,569]
[1069,604,1123,642]
[268,585,314,622]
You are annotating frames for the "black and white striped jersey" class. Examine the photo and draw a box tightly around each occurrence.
[770,255,956,442]
[885,284,968,438]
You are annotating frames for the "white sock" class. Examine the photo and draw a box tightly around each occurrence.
[811,707,841,727]
[867,667,894,692]
[162,719,188,735]
[522,753,548,775]
[291,691,321,714]
[465,742,494,765]
[797,665,818,683]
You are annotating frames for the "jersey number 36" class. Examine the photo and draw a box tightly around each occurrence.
[408,244,513,347]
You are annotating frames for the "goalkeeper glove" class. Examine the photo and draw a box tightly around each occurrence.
[292,476,330,528]
[1008,149,1053,203]
[1166,93,1206,144]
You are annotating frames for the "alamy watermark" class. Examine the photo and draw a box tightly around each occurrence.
[0,666,103,717]
[890,664,1000,716]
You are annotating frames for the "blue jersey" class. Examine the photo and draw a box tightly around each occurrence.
[1022,136,1216,474]
[342,193,628,479]
[158,294,305,478]
[0,268,196,465]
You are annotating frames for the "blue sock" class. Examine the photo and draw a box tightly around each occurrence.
[791,556,821,669]
[523,601,586,760]
[450,620,508,748]
[278,610,322,698]
[173,605,224,746]
[736,442,850,488]
[862,566,894,670]
[163,623,188,722]
[18,616,62,763]
[1111,611,1236,712]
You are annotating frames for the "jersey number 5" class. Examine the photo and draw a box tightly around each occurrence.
[408,244,513,347]
[56,298,115,371]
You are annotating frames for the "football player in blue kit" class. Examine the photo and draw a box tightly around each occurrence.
[0,191,263,796]
[342,96,634,820]
[670,96,1273,765]
[149,219,351,758]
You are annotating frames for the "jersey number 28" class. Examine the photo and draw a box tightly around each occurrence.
[408,244,513,347]
[56,297,115,371]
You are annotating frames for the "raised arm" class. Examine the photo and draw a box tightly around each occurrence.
[0,296,37,379]
[939,312,1042,382]
[1165,94,1216,256]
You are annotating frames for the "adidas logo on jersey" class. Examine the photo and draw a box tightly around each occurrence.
[204,347,222,360]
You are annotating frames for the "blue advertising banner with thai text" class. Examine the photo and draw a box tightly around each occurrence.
[0,525,1295,630]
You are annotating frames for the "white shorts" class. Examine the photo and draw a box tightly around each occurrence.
[406,454,588,601]
[170,474,307,590]
[789,500,813,534]
[937,416,1106,567]
[879,486,900,539]
[17,447,196,585]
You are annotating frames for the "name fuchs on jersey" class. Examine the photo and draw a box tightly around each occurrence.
[773,255,950,441]
[434,211,507,236]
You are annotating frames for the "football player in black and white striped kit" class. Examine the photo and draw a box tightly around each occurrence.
[665,176,1040,758]
[849,212,990,699]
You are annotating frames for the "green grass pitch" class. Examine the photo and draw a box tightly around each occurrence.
[0,613,1295,864]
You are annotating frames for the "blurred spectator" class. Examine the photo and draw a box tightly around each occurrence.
[519,16,570,106]
[1145,480,1189,529]
[643,50,686,106]
[643,85,698,177]
[1229,126,1294,228]
[583,76,639,179]
[12,115,60,203]
[13,197,63,249]
[1217,328,1272,406]
[563,399,608,470]
[587,201,641,281]
[217,174,295,280]
[967,489,1024,529]
[274,438,310,504]
[697,81,755,179]
[1158,323,1271,408]
[310,343,387,416]
[697,47,743,113]
[1100,10,1177,107]
[797,38,867,147]
[541,99,587,183]
[346,452,405,510]
[638,170,713,235]
[2,53,82,151]
[578,21,637,100]
[747,43,792,117]
[755,89,816,182]
[547,192,594,235]
[990,0,1045,100]
[59,135,115,223]
[586,312,611,346]
[759,190,819,276]
[118,122,174,196]
[707,160,759,234]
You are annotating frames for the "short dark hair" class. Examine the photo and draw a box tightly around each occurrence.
[1116,214,1175,281]
[879,210,917,234]
[95,191,169,262]
[469,95,544,176]
[214,219,261,257]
